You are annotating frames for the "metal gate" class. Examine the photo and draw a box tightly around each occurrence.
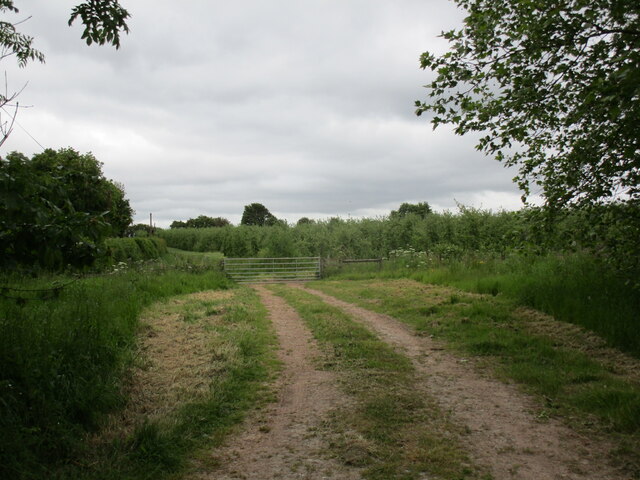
[223,257,321,283]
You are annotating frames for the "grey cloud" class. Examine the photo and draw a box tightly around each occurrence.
[2,0,523,228]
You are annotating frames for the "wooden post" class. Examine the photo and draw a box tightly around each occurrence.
[149,213,155,234]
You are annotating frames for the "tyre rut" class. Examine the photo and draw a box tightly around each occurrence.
[300,285,628,480]
[190,285,361,480]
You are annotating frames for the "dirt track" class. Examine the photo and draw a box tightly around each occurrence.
[301,286,626,480]
[190,284,631,480]
[192,286,361,480]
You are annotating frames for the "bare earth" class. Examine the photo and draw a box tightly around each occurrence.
[300,285,630,480]
[192,285,362,480]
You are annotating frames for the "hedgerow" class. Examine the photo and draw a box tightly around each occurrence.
[104,237,167,263]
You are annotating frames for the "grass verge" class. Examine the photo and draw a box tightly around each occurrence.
[64,286,278,480]
[269,284,488,480]
[0,255,273,480]
[329,253,640,357]
[309,278,640,474]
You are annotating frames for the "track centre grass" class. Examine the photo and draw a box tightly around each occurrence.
[269,284,490,480]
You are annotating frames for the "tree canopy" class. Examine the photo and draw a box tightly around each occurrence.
[68,0,130,49]
[170,216,231,229]
[0,0,129,67]
[0,1,129,144]
[390,202,432,219]
[296,217,315,225]
[0,148,133,269]
[241,203,278,226]
[415,0,640,209]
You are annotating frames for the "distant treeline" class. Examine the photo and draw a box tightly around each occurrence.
[170,215,230,229]
[161,209,514,259]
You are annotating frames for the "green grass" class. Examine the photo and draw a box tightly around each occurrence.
[330,253,640,357]
[65,287,278,480]
[269,284,487,480]
[0,255,274,480]
[167,247,224,265]
[309,278,640,473]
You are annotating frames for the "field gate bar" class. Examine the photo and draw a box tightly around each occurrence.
[223,257,322,283]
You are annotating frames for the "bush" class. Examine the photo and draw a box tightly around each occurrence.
[0,149,133,270]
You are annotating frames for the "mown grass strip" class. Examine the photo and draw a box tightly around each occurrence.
[269,284,487,480]
[59,286,278,480]
[0,263,233,480]
[310,279,640,473]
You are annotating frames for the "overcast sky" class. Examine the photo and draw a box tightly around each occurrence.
[2,0,530,227]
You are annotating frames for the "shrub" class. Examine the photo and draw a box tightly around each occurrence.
[0,149,133,270]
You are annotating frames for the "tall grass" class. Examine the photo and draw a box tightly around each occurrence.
[0,260,230,480]
[409,254,640,356]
